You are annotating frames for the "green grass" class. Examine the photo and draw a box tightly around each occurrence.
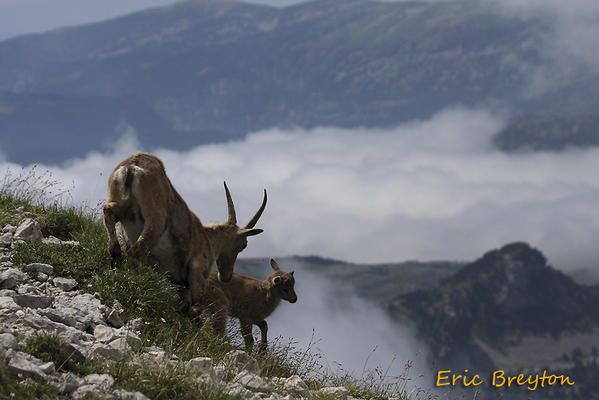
[24,333,101,375]
[0,169,414,400]
[0,355,59,400]
[108,359,242,400]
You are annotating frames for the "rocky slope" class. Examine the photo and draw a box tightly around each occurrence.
[0,218,363,400]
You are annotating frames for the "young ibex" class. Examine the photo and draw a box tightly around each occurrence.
[206,259,297,351]
[102,152,267,309]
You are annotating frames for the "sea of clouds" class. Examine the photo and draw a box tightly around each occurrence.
[2,107,599,271]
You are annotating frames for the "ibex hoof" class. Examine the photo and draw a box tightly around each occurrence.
[110,247,123,267]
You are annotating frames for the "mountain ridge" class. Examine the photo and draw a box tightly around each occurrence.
[2,0,598,163]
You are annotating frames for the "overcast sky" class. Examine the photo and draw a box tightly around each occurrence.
[0,0,306,41]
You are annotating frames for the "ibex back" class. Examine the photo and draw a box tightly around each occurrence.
[102,153,267,309]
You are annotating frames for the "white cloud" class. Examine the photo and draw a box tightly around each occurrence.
[2,107,599,271]
[265,266,432,394]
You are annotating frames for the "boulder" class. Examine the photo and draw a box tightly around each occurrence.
[187,357,213,376]
[105,300,124,328]
[0,268,27,289]
[0,332,17,349]
[6,350,47,381]
[318,387,349,400]
[90,343,124,361]
[94,325,117,343]
[60,372,82,394]
[0,296,21,312]
[2,224,16,234]
[234,370,270,392]
[14,218,42,241]
[24,263,54,275]
[284,375,312,399]
[14,294,53,309]
[53,277,78,291]
[221,350,260,375]
[83,373,115,391]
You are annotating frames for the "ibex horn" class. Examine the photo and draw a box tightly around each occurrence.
[245,189,267,228]
[224,182,237,225]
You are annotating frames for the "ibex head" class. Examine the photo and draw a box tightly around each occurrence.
[269,258,297,303]
[211,182,267,282]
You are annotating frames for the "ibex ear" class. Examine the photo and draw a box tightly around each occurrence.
[270,259,281,271]
[272,276,282,286]
[238,228,263,237]
[290,271,294,276]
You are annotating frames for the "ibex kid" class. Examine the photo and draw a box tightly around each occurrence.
[206,259,297,351]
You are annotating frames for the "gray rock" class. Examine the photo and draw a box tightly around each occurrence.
[6,350,47,381]
[14,218,42,241]
[53,276,78,291]
[113,389,151,400]
[214,364,226,380]
[283,375,312,398]
[16,284,38,294]
[0,254,10,263]
[36,272,49,282]
[2,224,17,234]
[222,350,260,375]
[108,337,132,353]
[234,370,270,392]
[84,373,115,391]
[94,325,117,343]
[318,387,349,400]
[39,361,56,374]
[187,357,213,376]
[42,292,106,331]
[24,262,54,275]
[121,331,143,351]
[0,289,16,296]
[90,343,124,361]
[40,308,84,330]
[105,300,124,328]
[125,317,144,332]
[60,372,82,394]
[42,236,81,247]
[0,332,17,349]
[0,233,12,248]
[14,294,53,309]
[72,385,107,400]
[0,296,21,311]
[0,268,27,289]
[226,382,256,398]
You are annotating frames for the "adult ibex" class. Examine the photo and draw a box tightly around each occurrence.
[102,153,266,309]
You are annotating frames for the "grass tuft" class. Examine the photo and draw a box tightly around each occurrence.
[24,333,102,375]
[108,358,242,400]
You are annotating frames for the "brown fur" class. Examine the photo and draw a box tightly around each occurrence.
[205,259,297,351]
[102,152,267,310]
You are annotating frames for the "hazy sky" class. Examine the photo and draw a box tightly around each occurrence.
[0,0,304,40]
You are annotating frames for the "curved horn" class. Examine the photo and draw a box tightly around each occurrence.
[224,182,237,225]
[245,189,267,228]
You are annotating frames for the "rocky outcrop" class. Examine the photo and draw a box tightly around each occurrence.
[0,219,363,400]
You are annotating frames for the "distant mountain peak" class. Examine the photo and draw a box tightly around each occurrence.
[394,242,599,364]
